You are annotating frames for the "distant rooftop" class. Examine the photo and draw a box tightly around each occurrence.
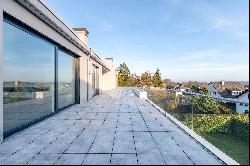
[209,81,246,98]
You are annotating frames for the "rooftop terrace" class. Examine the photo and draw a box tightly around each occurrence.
[0,88,225,165]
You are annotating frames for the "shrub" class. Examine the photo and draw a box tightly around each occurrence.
[230,116,249,143]
[184,114,249,143]
[190,95,233,114]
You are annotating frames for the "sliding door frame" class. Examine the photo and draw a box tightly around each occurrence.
[2,12,80,139]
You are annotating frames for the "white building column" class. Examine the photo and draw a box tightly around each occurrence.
[79,55,88,103]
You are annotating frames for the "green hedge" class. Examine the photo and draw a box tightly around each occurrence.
[184,114,249,143]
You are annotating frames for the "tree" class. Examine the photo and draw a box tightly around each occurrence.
[152,68,162,87]
[118,72,125,86]
[127,74,141,87]
[191,84,208,94]
[141,71,153,87]
[117,63,130,86]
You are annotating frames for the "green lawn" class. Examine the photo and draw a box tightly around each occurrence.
[201,133,249,165]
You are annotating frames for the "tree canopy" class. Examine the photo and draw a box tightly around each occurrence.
[117,63,164,88]
[117,63,130,86]
[152,68,163,87]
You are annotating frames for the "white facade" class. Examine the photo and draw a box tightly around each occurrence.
[208,83,249,113]
[235,92,249,113]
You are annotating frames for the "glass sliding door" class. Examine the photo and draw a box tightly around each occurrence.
[58,50,76,109]
[3,20,55,134]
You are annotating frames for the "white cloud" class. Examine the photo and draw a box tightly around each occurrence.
[214,17,236,30]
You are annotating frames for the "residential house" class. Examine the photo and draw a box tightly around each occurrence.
[208,81,248,113]
[208,81,246,98]
[175,84,189,92]
[235,90,249,114]
[169,84,189,96]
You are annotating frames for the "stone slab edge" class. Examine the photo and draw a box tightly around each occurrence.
[133,88,239,165]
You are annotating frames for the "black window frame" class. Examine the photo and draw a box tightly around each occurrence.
[2,12,80,139]
[57,49,79,111]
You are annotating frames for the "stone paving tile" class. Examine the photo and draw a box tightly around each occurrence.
[168,131,223,165]
[54,154,86,165]
[137,153,165,165]
[65,132,96,153]
[0,153,36,165]
[152,132,194,165]
[0,154,9,162]
[27,154,61,165]
[111,154,138,165]
[83,154,111,165]
[0,88,223,165]
[89,131,115,153]
[133,132,158,154]
[112,132,136,153]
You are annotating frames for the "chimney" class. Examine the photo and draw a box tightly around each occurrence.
[221,80,225,86]
[73,28,89,46]
[105,58,114,68]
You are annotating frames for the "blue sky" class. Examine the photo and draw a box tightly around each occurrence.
[44,0,249,82]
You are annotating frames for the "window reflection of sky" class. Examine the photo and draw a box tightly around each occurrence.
[58,50,74,83]
[3,21,55,82]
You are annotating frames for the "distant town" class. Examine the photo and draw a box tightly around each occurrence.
[117,62,249,114]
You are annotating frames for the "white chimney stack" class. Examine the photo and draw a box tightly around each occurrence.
[73,28,89,47]
[105,58,114,68]
[221,80,225,86]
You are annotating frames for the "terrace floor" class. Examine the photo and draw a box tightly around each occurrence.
[0,88,223,165]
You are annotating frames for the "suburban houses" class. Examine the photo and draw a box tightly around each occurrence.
[208,81,249,113]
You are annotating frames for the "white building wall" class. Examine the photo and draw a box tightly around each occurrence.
[79,56,88,102]
[102,59,117,91]
[236,92,249,113]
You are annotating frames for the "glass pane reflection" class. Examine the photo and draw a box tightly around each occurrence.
[58,50,76,109]
[3,21,55,133]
